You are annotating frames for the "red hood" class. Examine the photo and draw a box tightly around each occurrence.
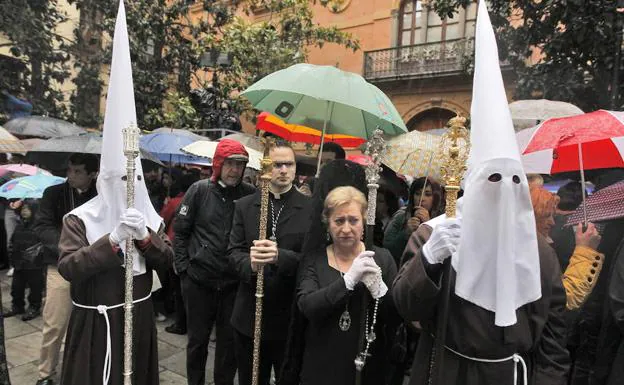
[211,139,249,182]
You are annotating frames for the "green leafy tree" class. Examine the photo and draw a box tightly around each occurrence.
[431,0,623,112]
[69,0,358,130]
[0,0,71,118]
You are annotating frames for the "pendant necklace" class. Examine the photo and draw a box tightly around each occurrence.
[269,197,285,242]
[333,245,354,332]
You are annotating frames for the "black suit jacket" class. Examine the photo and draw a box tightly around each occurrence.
[228,188,312,340]
[33,181,97,265]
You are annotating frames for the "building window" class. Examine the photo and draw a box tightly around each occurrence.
[398,0,477,46]
[398,0,423,46]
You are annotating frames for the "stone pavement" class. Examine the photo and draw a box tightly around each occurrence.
[0,269,218,385]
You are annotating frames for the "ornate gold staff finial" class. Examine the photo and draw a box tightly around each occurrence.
[121,122,141,385]
[251,135,274,385]
[432,114,470,385]
[440,115,470,219]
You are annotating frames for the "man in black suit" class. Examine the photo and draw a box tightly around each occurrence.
[228,142,312,385]
[33,153,99,385]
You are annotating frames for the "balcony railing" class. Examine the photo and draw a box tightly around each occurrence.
[363,38,474,81]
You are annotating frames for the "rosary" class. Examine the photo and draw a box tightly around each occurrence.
[269,198,284,242]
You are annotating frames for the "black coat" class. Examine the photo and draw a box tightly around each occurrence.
[33,181,97,265]
[173,179,255,288]
[228,188,312,340]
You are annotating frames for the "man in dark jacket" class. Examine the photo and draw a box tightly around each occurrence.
[228,142,312,385]
[33,153,98,385]
[174,139,255,385]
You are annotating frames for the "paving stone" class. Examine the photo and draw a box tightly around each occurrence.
[159,369,188,385]
[7,361,39,384]
[4,317,38,339]
[6,332,43,367]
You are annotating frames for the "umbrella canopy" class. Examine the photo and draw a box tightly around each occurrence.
[0,174,65,199]
[28,133,165,166]
[0,125,27,153]
[139,130,208,164]
[522,110,624,173]
[219,132,264,151]
[515,125,552,174]
[241,63,407,139]
[382,129,452,181]
[181,140,262,170]
[566,180,624,226]
[0,164,52,176]
[509,99,584,131]
[257,112,366,148]
[4,116,86,138]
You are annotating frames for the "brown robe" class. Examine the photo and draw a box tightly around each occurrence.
[393,225,570,385]
[58,214,173,385]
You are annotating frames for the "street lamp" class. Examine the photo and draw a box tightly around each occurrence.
[191,49,235,139]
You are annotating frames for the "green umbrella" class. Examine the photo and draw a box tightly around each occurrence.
[241,63,408,172]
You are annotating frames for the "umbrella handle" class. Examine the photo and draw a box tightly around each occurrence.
[315,101,333,177]
[577,143,588,230]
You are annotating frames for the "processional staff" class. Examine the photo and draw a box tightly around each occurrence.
[251,137,275,385]
[121,123,141,385]
[432,115,470,385]
[353,129,386,385]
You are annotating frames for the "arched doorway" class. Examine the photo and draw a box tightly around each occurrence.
[406,107,455,132]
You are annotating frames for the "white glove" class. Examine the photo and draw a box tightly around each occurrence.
[121,208,150,240]
[110,208,149,245]
[421,218,461,264]
[343,251,380,290]
[362,270,388,299]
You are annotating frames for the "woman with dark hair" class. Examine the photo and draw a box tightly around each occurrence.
[374,185,399,247]
[383,177,445,266]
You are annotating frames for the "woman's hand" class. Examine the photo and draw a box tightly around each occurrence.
[343,251,379,290]
[575,222,601,250]
[406,207,430,233]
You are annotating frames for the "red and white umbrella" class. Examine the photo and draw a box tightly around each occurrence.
[522,109,624,224]
[522,110,624,174]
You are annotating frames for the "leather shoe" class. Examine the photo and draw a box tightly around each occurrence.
[4,308,25,318]
[22,307,41,321]
[35,378,54,385]
[165,323,187,335]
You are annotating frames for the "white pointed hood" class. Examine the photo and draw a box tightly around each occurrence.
[452,0,541,327]
[70,0,163,276]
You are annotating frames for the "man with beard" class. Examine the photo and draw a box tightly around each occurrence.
[33,153,98,385]
[228,142,312,385]
[174,139,255,385]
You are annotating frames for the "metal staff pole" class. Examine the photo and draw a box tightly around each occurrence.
[251,137,274,385]
[121,123,141,385]
[353,129,386,385]
[432,116,470,385]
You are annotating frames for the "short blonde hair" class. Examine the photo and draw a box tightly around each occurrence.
[322,186,368,223]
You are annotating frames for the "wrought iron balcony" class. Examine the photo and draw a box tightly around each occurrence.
[364,38,474,81]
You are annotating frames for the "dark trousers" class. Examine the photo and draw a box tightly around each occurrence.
[182,276,237,385]
[11,268,44,310]
[234,330,286,385]
[171,271,186,327]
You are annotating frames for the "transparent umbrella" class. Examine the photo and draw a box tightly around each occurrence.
[509,99,583,131]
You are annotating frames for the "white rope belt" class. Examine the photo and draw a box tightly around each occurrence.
[445,345,528,385]
[72,293,151,385]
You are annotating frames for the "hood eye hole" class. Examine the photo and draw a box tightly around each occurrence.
[512,175,521,184]
[488,173,502,182]
[137,175,142,181]
[121,176,127,181]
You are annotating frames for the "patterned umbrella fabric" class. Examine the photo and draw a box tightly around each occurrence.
[0,125,27,153]
[382,129,449,180]
[522,110,624,173]
[257,112,366,148]
[4,116,86,138]
[566,181,624,226]
[0,174,65,199]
